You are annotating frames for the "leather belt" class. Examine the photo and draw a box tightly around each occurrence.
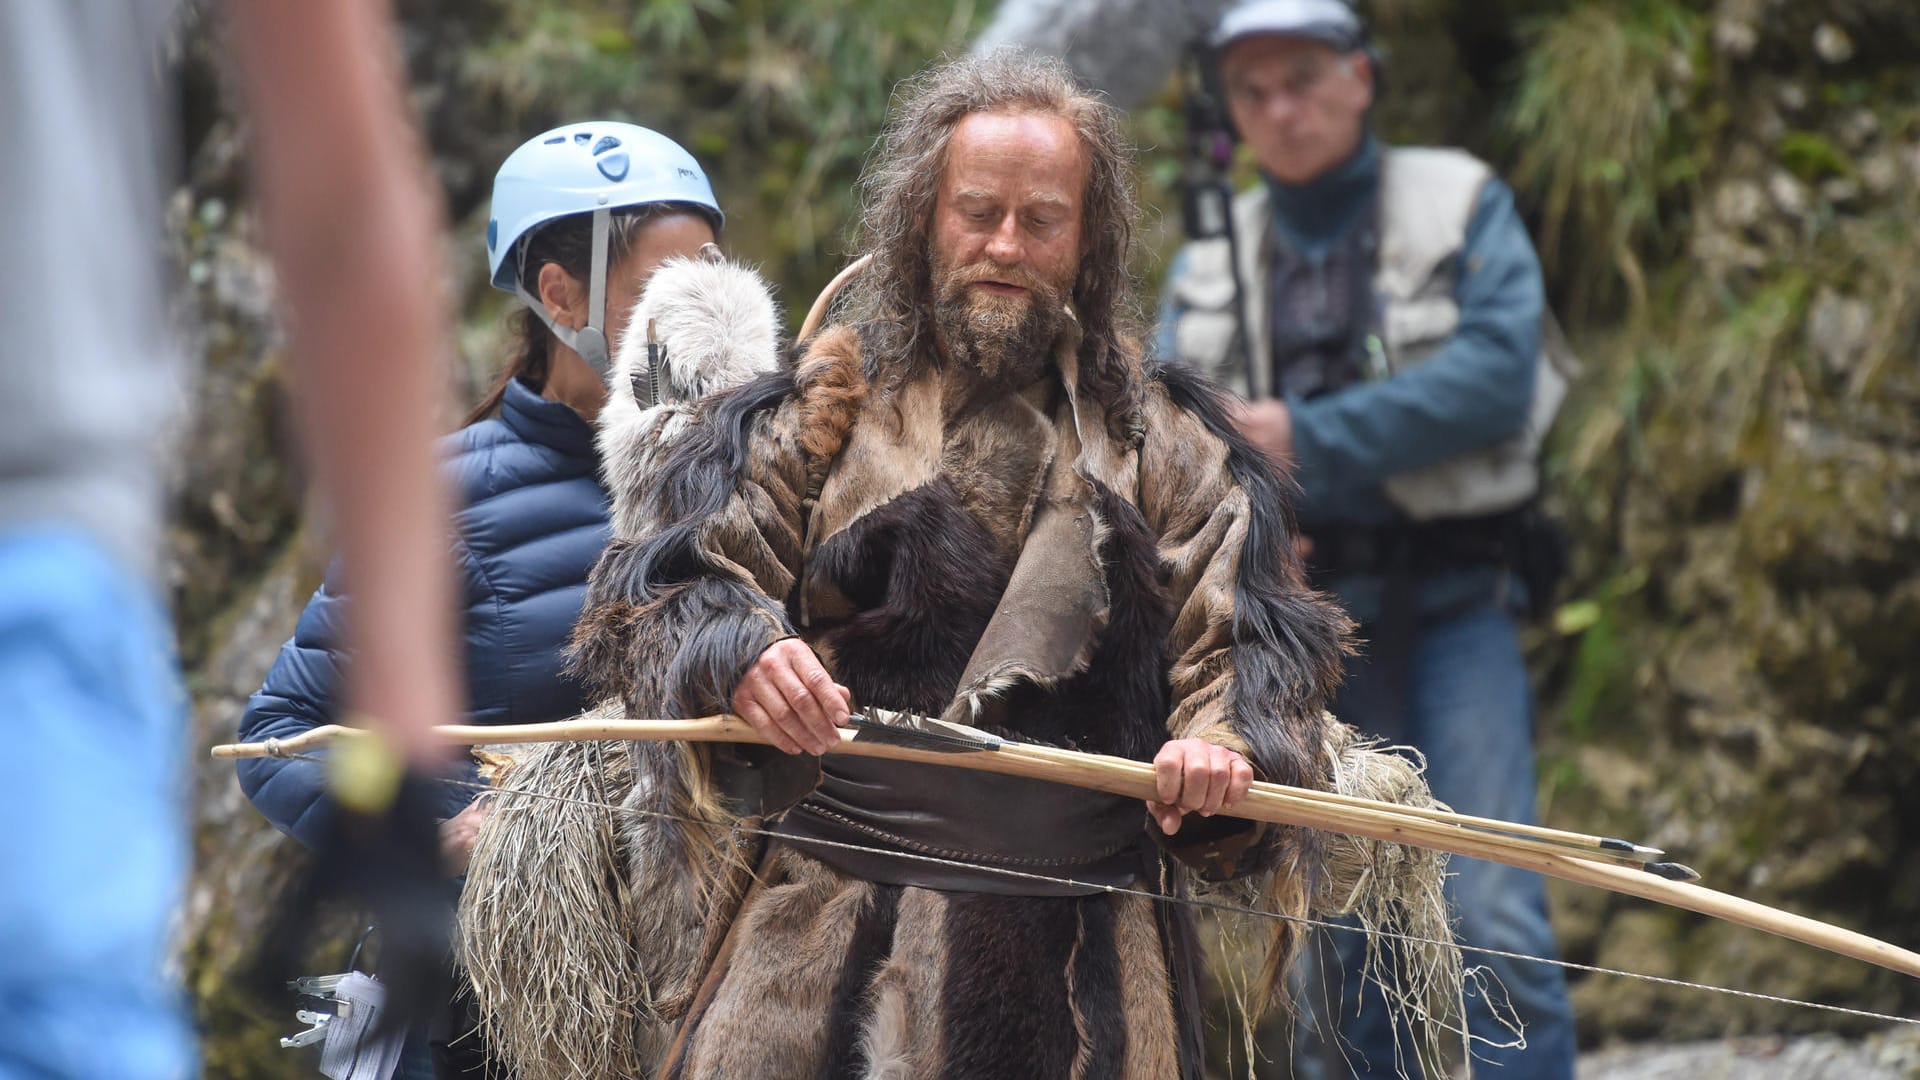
[770,756,1151,897]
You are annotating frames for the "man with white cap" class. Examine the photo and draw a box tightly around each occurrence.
[1159,2,1578,1077]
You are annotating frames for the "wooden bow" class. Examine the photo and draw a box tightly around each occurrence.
[212,711,1920,982]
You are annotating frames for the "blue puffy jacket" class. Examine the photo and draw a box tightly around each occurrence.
[236,377,610,848]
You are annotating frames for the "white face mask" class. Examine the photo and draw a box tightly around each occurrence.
[514,205,613,375]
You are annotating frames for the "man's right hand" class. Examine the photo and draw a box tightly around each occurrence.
[439,795,489,876]
[732,638,853,756]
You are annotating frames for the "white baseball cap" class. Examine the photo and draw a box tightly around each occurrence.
[1212,0,1367,53]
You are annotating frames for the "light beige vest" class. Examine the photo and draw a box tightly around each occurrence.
[1166,146,1576,520]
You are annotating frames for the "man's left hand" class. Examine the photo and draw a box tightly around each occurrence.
[1148,738,1254,835]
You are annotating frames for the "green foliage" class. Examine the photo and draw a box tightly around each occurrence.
[1835,209,1920,400]
[1686,271,1809,457]
[631,0,733,51]
[1822,78,1873,107]
[463,0,986,319]
[1776,130,1854,182]
[1552,565,1647,739]
[1505,0,1708,320]
[1558,608,1624,740]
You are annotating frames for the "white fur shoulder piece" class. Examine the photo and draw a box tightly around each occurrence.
[612,252,782,406]
[598,252,784,538]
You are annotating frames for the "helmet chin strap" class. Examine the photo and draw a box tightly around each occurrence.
[514,206,613,376]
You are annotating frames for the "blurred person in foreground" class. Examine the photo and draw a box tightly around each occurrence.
[0,1,461,1074]
[1158,1,1578,1077]
[236,121,747,1078]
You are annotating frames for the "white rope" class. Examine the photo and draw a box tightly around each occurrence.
[292,753,1920,1029]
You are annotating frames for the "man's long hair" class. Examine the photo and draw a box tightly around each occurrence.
[839,48,1146,436]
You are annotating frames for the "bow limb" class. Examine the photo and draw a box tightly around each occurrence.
[1487,846,1920,980]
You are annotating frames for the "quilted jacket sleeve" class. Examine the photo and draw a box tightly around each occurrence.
[233,561,352,849]
[235,552,481,849]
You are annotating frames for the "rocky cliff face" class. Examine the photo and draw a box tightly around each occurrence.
[168,0,1916,1072]
[1500,0,1920,1041]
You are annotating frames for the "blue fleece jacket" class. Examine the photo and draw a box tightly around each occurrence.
[235,378,611,848]
[1158,137,1545,621]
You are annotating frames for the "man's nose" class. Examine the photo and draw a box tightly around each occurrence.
[984,215,1023,264]
[1262,92,1300,127]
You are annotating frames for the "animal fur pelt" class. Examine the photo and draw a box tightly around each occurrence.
[1208,721,1471,1076]
[458,255,786,1076]
[460,322,1468,1079]
[598,252,784,538]
[459,717,764,1078]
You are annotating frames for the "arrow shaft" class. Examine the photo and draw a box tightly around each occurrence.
[1254,777,1660,858]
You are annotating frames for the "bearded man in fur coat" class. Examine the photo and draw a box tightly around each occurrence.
[469,49,1362,1080]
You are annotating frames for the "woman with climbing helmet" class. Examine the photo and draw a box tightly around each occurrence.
[234,121,727,1078]
[473,120,725,423]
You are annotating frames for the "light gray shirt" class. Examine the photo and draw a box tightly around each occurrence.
[0,0,185,577]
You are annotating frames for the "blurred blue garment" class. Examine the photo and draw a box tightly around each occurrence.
[0,531,195,1079]
[2,0,196,1075]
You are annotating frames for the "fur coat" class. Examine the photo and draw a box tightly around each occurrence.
[568,312,1354,1079]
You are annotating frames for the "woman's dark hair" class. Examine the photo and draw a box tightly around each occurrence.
[465,201,722,425]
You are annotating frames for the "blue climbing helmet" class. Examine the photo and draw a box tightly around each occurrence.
[486,121,722,373]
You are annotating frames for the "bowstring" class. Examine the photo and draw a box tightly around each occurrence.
[279,751,1920,1029]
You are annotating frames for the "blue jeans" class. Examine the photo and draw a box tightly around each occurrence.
[0,530,195,1079]
[397,1025,436,1080]
[1293,603,1575,1080]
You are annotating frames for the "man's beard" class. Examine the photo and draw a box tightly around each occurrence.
[930,256,1072,389]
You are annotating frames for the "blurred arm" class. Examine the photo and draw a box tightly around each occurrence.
[228,1,461,765]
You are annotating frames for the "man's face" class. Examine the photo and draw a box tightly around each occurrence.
[1221,35,1372,186]
[929,110,1087,384]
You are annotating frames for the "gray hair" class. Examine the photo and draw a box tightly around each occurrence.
[839,48,1147,431]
